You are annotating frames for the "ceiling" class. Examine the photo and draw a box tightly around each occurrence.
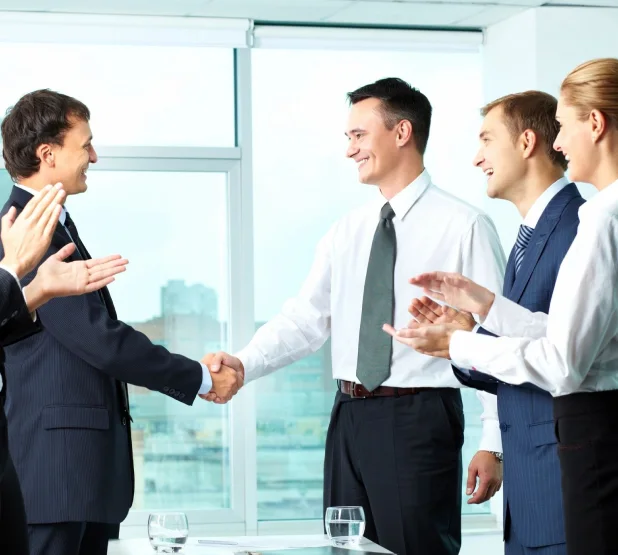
[0,0,614,29]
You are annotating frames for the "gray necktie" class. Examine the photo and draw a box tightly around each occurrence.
[356,202,397,392]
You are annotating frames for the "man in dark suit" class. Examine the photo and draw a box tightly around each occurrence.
[0,89,244,555]
[0,184,130,554]
[392,92,582,555]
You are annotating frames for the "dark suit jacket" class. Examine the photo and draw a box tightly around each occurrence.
[454,184,584,548]
[0,267,41,477]
[0,186,204,524]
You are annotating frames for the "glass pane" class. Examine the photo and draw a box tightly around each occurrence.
[0,44,234,147]
[67,170,231,511]
[251,48,489,520]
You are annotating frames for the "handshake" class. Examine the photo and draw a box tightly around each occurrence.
[199,352,244,404]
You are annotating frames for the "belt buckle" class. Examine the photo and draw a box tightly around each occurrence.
[350,383,367,399]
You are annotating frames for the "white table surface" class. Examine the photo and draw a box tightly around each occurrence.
[108,535,392,555]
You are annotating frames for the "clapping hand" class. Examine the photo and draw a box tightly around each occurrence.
[409,272,496,319]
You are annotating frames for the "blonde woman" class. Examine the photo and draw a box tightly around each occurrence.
[384,58,618,555]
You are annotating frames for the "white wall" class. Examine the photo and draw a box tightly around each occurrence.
[480,5,618,250]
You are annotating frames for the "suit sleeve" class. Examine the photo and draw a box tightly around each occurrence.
[22,246,202,406]
[0,266,41,346]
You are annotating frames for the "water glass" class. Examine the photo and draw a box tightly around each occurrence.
[148,512,189,552]
[325,506,366,547]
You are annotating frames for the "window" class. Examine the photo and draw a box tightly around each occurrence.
[69,170,232,511]
[0,44,235,147]
[251,47,490,520]
[0,22,497,533]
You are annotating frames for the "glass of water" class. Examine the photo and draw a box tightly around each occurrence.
[325,506,366,547]
[148,512,189,552]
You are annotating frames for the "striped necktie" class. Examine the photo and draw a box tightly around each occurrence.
[514,224,534,275]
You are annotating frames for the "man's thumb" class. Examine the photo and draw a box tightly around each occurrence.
[466,466,477,495]
[1,207,16,231]
[210,353,224,372]
[54,242,76,261]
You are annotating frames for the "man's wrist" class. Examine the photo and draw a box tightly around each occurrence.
[479,293,496,320]
[23,277,49,312]
[486,450,503,463]
[0,257,25,280]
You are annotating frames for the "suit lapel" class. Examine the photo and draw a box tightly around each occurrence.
[8,186,117,317]
[509,217,559,302]
[509,183,581,303]
[503,248,517,297]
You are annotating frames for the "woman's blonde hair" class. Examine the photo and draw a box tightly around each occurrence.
[561,57,618,129]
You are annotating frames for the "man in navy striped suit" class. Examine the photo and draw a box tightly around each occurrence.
[0,184,130,554]
[0,89,244,555]
[397,91,583,555]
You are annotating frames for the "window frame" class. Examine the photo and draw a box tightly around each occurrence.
[0,23,502,537]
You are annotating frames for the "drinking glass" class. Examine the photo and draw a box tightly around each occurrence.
[148,512,189,552]
[325,506,366,547]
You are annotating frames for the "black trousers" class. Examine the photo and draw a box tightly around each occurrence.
[28,522,110,555]
[554,390,618,555]
[0,399,29,555]
[324,388,463,555]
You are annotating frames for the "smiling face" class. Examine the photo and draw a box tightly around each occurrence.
[473,105,527,200]
[47,116,97,195]
[553,95,599,184]
[345,97,404,187]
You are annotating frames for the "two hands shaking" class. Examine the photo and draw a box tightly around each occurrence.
[199,352,245,404]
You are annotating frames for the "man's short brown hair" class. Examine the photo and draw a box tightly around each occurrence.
[1,89,90,182]
[481,91,567,170]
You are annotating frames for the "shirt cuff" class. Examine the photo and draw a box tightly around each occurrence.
[481,294,506,333]
[235,345,266,383]
[198,363,213,395]
[450,329,488,370]
[478,417,503,453]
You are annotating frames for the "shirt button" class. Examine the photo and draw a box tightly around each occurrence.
[122,417,127,426]
[500,423,508,432]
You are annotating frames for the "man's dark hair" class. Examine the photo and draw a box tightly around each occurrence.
[347,77,432,155]
[482,91,567,170]
[1,89,90,181]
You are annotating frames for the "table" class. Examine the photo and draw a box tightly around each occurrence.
[108,535,392,554]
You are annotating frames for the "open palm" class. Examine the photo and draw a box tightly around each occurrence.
[37,243,128,297]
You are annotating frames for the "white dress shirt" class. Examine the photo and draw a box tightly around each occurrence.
[523,177,569,228]
[237,169,506,452]
[451,179,618,397]
[12,184,212,395]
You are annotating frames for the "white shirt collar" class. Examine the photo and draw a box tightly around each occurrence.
[580,178,618,218]
[377,168,432,221]
[15,183,67,226]
[523,176,570,229]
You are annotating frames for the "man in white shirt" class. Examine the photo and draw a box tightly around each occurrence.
[402,91,582,555]
[207,78,505,555]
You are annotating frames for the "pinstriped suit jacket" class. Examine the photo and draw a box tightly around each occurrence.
[0,186,204,524]
[0,267,41,475]
[454,184,584,548]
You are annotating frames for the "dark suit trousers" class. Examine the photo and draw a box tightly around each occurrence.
[554,390,618,555]
[28,522,109,555]
[323,388,463,555]
[0,422,29,555]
